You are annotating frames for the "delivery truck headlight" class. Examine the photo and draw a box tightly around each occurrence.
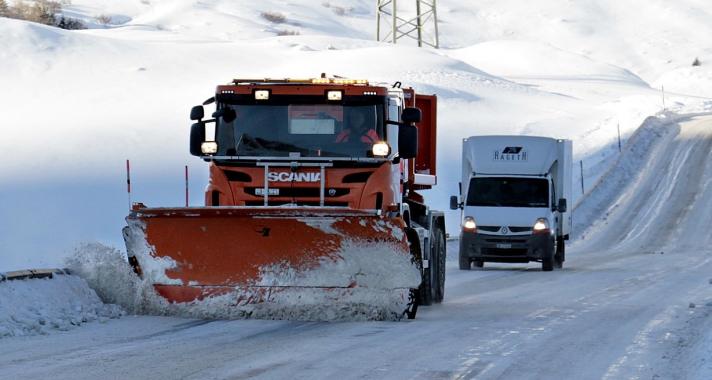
[201,141,218,155]
[372,142,390,157]
[533,218,550,234]
[462,216,477,232]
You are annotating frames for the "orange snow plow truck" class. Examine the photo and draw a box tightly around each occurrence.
[123,76,445,319]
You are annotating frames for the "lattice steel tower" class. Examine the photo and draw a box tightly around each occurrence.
[377,0,440,48]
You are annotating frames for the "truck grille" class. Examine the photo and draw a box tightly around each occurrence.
[509,226,533,233]
[478,226,532,234]
[245,200,349,207]
[246,187,350,198]
[483,237,529,244]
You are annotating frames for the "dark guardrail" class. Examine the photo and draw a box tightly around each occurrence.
[0,268,71,282]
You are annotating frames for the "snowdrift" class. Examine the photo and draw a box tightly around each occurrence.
[0,272,122,338]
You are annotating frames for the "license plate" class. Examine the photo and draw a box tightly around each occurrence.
[496,243,512,249]
[255,188,280,196]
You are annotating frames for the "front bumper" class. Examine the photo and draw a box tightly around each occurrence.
[459,231,554,263]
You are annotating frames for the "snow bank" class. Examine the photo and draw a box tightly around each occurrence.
[570,110,712,246]
[572,113,679,242]
[0,272,122,338]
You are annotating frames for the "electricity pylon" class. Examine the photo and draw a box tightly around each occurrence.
[376,0,440,48]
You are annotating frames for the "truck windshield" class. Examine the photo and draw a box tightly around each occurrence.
[215,104,385,158]
[466,177,549,208]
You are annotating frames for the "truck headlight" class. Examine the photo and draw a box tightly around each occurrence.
[254,90,270,100]
[327,90,343,101]
[372,142,390,157]
[533,218,550,234]
[462,216,477,232]
[201,141,218,155]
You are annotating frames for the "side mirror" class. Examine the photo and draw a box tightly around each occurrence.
[450,196,461,210]
[190,105,204,121]
[190,123,205,156]
[212,108,236,123]
[398,124,418,159]
[401,107,422,124]
[557,198,567,213]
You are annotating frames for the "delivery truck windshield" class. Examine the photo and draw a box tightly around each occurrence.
[466,177,549,208]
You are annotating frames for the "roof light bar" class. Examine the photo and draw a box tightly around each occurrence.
[231,78,370,85]
[311,78,369,85]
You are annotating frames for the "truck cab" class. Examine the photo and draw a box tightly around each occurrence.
[189,79,420,212]
[451,136,572,271]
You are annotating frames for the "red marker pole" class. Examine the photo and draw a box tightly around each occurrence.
[185,165,189,207]
[126,159,132,210]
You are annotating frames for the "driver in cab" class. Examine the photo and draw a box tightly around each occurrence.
[335,109,379,144]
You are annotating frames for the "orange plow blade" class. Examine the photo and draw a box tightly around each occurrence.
[123,207,421,320]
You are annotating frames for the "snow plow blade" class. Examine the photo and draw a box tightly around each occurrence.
[123,206,422,319]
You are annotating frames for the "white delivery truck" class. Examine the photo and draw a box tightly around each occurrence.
[450,136,572,271]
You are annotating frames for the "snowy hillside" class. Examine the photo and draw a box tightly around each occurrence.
[1,0,712,269]
[2,3,712,378]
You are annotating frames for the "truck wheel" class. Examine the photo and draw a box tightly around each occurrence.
[405,228,429,311]
[473,260,484,268]
[419,266,433,306]
[432,227,446,303]
[542,248,554,272]
[555,238,565,269]
[404,289,419,319]
[459,253,471,270]
[408,229,432,307]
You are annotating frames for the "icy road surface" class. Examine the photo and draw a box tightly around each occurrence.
[1,116,711,379]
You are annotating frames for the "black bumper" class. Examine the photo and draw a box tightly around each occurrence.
[459,231,554,263]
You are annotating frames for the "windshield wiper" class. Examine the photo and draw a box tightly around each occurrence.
[233,133,245,154]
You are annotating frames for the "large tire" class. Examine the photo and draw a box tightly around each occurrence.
[404,228,423,317]
[405,289,419,319]
[407,228,432,307]
[432,227,446,303]
[473,260,484,268]
[419,266,433,306]
[458,240,471,270]
[555,238,565,269]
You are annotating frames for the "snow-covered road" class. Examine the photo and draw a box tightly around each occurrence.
[1,116,711,379]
